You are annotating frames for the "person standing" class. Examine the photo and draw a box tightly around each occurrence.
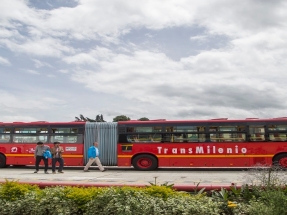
[84,142,106,172]
[51,141,64,174]
[34,141,50,174]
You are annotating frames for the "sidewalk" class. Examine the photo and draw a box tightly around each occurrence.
[0,167,246,191]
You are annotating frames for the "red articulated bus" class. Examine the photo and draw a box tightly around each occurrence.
[1,118,287,170]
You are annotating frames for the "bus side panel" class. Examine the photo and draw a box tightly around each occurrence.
[117,144,132,166]
[62,144,84,166]
[117,157,131,167]
[4,143,84,167]
[158,157,170,167]
[6,144,30,166]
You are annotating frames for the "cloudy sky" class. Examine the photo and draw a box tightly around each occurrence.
[1,0,287,122]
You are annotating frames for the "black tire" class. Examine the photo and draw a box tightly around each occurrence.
[132,154,158,171]
[0,154,7,168]
[273,153,287,168]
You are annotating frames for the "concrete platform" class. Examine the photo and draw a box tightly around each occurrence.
[0,166,251,190]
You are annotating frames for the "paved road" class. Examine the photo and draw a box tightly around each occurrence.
[0,166,267,187]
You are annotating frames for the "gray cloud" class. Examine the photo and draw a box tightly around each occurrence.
[0,0,287,122]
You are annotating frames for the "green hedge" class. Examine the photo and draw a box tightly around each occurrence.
[0,180,222,215]
[1,180,287,215]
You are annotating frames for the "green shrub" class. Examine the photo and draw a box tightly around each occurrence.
[64,186,104,213]
[1,180,287,215]
[0,180,40,201]
[143,185,189,200]
[34,186,80,215]
[238,197,274,215]
[84,188,222,215]
[257,189,287,215]
[0,191,39,215]
[84,187,152,215]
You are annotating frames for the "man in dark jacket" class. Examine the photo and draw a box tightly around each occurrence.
[51,141,64,174]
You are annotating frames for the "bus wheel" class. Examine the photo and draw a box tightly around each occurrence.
[0,154,7,168]
[273,154,287,168]
[132,154,158,171]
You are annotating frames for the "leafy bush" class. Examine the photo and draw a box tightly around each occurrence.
[1,178,287,215]
[84,188,222,215]
[64,186,103,212]
[143,184,189,200]
[0,180,40,201]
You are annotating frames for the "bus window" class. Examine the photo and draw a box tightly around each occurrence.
[0,134,10,142]
[162,134,172,142]
[209,125,246,142]
[269,133,287,141]
[126,127,135,132]
[51,128,78,133]
[210,133,219,142]
[173,134,185,142]
[13,127,48,143]
[268,125,287,131]
[12,135,48,143]
[209,133,246,142]
[127,126,162,133]
[231,133,246,142]
[173,126,199,132]
[127,134,161,142]
[0,128,11,142]
[166,127,173,132]
[249,125,265,141]
[50,135,83,143]
[14,127,48,133]
[50,127,83,143]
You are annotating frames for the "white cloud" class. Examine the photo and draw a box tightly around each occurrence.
[190,35,207,41]
[0,56,10,65]
[1,0,287,122]
[0,37,74,57]
[63,53,98,65]
[33,59,53,68]
[0,90,65,111]
[58,69,69,73]
[25,69,40,75]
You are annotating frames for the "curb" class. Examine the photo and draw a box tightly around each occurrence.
[0,180,237,191]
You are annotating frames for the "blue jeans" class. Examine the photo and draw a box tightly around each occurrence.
[52,157,64,172]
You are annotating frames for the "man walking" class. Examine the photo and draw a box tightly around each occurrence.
[84,142,106,172]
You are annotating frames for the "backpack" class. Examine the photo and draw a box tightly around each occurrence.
[43,149,52,159]
[88,146,96,158]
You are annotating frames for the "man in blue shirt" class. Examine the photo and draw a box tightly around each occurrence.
[84,142,106,172]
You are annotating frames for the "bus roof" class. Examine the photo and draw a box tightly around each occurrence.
[0,121,86,126]
[118,117,287,125]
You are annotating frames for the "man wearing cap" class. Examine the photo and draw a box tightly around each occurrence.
[51,141,64,174]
